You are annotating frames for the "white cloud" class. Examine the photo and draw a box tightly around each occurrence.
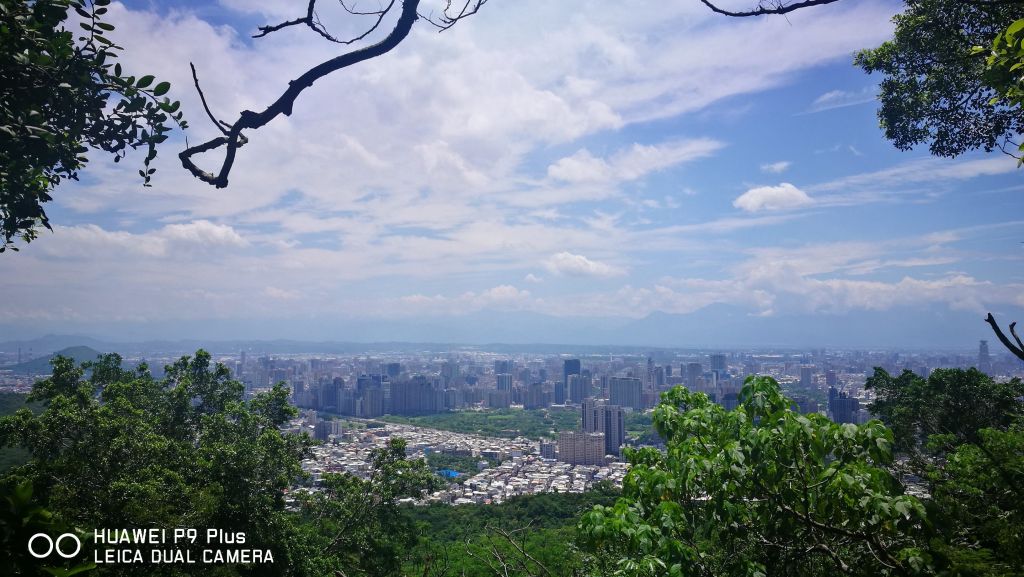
[160,220,248,248]
[760,161,791,174]
[263,286,301,300]
[547,139,725,184]
[394,285,532,316]
[544,251,625,278]
[546,150,612,183]
[524,273,544,283]
[806,86,876,113]
[733,183,812,212]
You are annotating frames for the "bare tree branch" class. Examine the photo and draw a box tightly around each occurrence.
[420,0,489,32]
[1010,321,1024,353]
[190,63,231,135]
[180,0,423,188]
[985,313,1024,361]
[698,0,842,17]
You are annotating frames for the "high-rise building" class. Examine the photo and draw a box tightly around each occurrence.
[800,365,814,388]
[563,358,581,389]
[557,431,605,465]
[653,366,666,390]
[568,373,586,403]
[494,360,513,375]
[554,381,566,405]
[686,362,703,390]
[582,400,625,456]
[487,389,511,409]
[828,386,860,424]
[710,353,727,373]
[825,370,838,387]
[390,376,437,415]
[441,361,459,388]
[385,363,402,378]
[524,382,547,409]
[978,340,992,374]
[609,377,642,410]
[496,373,513,392]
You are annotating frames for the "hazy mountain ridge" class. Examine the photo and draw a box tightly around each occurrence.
[2,303,1015,354]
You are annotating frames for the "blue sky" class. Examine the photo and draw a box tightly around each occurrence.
[2,0,1022,347]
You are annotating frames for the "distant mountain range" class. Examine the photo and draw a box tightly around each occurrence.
[1,302,1017,356]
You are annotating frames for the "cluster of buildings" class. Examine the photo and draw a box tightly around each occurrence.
[286,417,626,505]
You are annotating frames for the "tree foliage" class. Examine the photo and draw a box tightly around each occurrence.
[0,0,185,251]
[853,0,1024,159]
[579,376,928,577]
[979,18,1024,162]
[867,367,1024,576]
[865,367,1024,453]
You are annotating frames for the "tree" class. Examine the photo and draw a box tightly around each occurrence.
[866,367,1024,576]
[578,377,929,577]
[854,0,1024,160]
[977,18,1024,162]
[0,0,185,252]
[865,367,1024,453]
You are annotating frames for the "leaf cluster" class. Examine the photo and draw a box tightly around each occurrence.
[0,0,186,251]
[867,367,1024,576]
[578,376,928,577]
[854,0,1024,160]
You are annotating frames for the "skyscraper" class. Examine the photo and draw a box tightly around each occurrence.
[686,362,703,390]
[828,386,860,424]
[710,353,727,373]
[564,358,581,391]
[568,373,585,403]
[582,400,625,456]
[800,365,814,388]
[978,340,992,374]
[609,377,642,410]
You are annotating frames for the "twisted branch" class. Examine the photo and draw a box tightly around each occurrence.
[698,0,842,17]
[180,0,482,188]
[985,313,1024,361]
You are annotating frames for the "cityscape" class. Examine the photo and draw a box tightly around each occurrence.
[3,337,1019,504]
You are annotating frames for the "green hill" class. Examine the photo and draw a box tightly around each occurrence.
[7,345,104,375]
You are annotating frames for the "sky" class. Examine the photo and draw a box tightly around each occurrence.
[2,0,1023,348]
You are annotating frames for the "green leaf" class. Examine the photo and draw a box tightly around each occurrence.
[1007,19,1024,37]
[153,82,170,96]
[136,75,155,88]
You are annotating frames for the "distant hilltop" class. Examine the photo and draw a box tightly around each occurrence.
[7,345,104,375]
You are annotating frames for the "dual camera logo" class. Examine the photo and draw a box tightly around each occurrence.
[28,533,82,559]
